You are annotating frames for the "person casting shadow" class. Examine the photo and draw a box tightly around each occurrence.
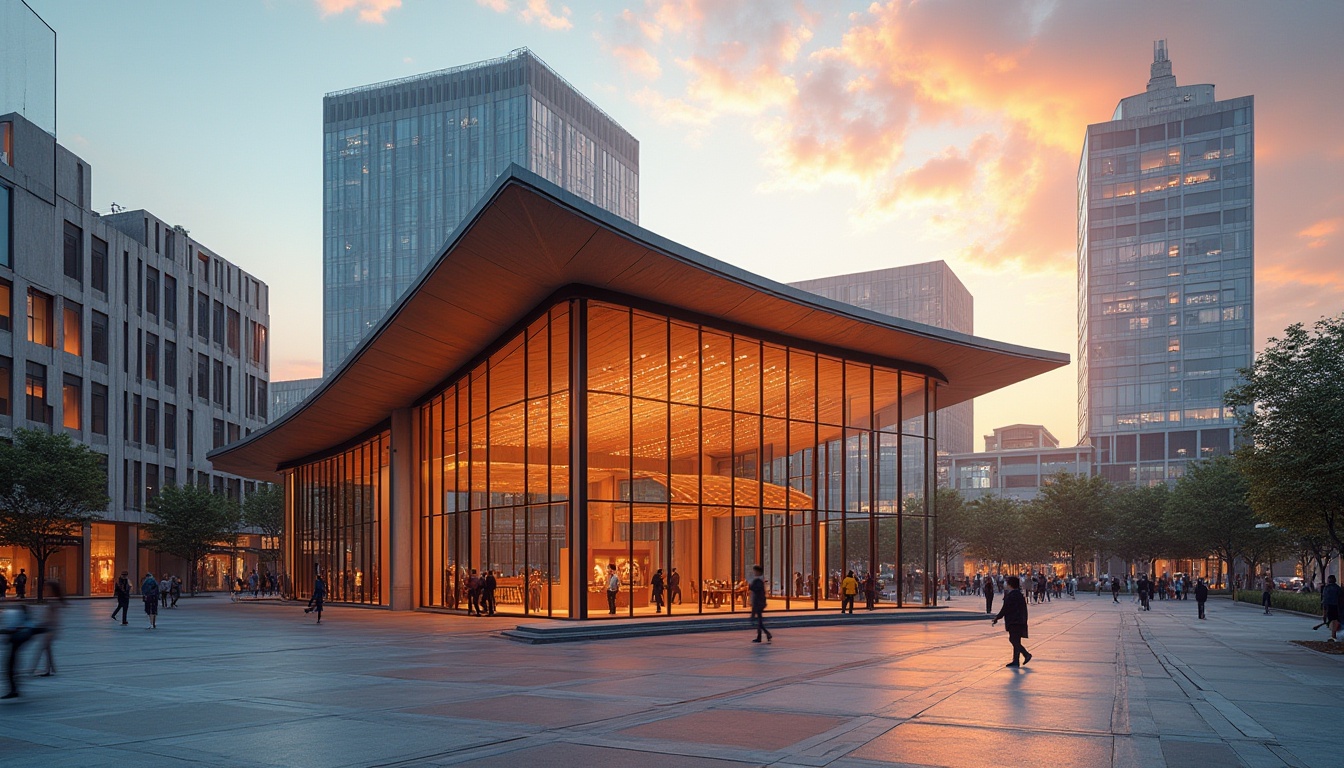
[992,575,1032,668]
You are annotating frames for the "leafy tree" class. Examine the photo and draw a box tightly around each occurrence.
[1108,484,1169,573]
[1030,472,1112,577]
[932,487,971,591]
[243,484,284,587]
[144,484,241,595]
[1164,457,1257,588]
[965,495,1032,571]
[0,429,109,602]
[1243,525,1290,583]
[1225,315,1344,554]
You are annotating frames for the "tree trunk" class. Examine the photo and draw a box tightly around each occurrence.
[34,550,49,604]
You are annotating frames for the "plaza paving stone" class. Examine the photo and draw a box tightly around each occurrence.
[0,592,1341,767]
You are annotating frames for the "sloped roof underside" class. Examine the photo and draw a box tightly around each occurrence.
[211,167,1068,480]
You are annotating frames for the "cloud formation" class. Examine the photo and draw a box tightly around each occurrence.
[477,0,573,30]
[315,0,401,24]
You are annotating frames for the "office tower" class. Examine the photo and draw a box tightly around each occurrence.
[0,112,271,595]
[791,261,974,455]
[1078,41,1253,484]
[321,48,639,373]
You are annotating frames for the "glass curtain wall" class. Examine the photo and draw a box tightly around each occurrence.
[290,431,390,605]
[419,303,571,616]
[415,297,936,618]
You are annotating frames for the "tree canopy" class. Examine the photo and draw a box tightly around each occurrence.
[1030,472,1112,576]
[0,429,109,601]
[144,484,241,594]
[243,484,284,582]
[1164,456,1257,586]
[1225,314,1344,554]
[1107,483,1169,568]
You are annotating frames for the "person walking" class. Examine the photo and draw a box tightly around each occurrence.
[669,567,682,605]
[111,571,132,624]
[651,568,666,614]
[1194,578,1209,620]
[29,583,63,677]
[2,604,43,699]
[1320,575,1341,642]
[159,574,170,609]
[482,570,498,616]
[1111,576,1121,603]
[1261,576,1274,615]
[863,571,876,611]
[983,574,995,615]
[169,576,182,608]
[991,575,1032,667]
[748,564,772,643]
[465,569,482,616]
[304,573,326,623]
[840,571,858,614]
[0,571,8,601]
[605,563,620,615]
[12,570,26,601]
[141,572,160,629]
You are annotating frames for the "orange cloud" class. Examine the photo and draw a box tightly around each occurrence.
[519,0,573,30]
[611,44,662,80]
[1298,217,1341,248]
[315,0,401,24]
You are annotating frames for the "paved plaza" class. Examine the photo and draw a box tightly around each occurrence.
[1,593,1340,767]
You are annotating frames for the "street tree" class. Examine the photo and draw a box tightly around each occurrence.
[1030,472,1112,577]
[0,429,109,602]
[1225,314,1344,554]
[144,484,241,595]
[243,484,284,587]
[965,495,1031,572]
[932,488,971,594]
[1106,483,1169,575]
[1164,456,1257,589]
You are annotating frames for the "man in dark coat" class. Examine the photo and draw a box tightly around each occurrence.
[1194,578,1210,620]
[111,571,132,625]
[983,574,995,615]
[651,569,666,614]
[748,564,772,643]
[465,569,482,616]
[482,570,497,616]
[669,567,682,605]
[304,573,327,624]
[13,570,26,600]
[1111,576,1121,603]
[991,575,1032,667]
[1321,575,1341,642]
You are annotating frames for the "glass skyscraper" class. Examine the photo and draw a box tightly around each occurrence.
[322,48,639,373]
[1079,41,1253,485]
[791,261,974,455]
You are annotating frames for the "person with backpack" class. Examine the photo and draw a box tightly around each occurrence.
[1195,578,1210,620]
[111,571,132,625]
[141,572,160,630]
[840,571,858,614]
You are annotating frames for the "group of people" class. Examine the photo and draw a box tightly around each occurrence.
[0,569,30,601]
[1,582,63,699]
[238,569,281,598]
[463,569,498,616]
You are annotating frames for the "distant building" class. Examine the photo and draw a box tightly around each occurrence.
[791,261,974,454]
[1078,41,1253,485]
[941,425,1095,501]
[271,377,321,420]
[321,48,639,374]
[0,112,271,595]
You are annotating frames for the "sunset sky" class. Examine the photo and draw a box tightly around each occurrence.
[27,0,1344,449]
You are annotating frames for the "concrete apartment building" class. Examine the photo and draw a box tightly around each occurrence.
[939,424,1096,502]
[1078,41,1253,485]
[0,113,271,595]
[791,261,974,455]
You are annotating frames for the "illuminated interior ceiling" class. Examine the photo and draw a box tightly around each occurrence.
[210,165,1068,480]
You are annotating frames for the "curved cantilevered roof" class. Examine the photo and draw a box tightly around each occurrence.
[211,165,1068,480]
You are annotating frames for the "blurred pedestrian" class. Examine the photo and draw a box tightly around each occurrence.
[1195,578,1209,620]
[142,572,160,629]
[669,567,683,605]
[111,571,131,624]
[0,571,7,601]
[159,574,170,608]
[1320,575,1341,642]
[749,564,772,644]
[304,572,326,624]
[170,576,182,608]
[13,570,26,600]
[30,583,63,676]
[1111,576,1121,603]
[2,603,43,698]
[991,575,1032,667]
[1261,576,1274,615]
[651,568,665,614]
[983,574,995,615]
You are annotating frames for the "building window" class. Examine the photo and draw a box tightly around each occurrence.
[91,236,108,294]
[212,359,224,405]
[146,399,159,447]
[0,356,9,416]
[146,267,159,318]
[132,395,142,444]
[145,333,159,382]
[0,185,11,268]
[25,361,49,425]
[163,275,177,325]
[187,409,195,458]
[0,278,10,332]
[63,221,83,282]
[212,418,225,449]
[164,340,177,389]
[250,321,267,369]
[63,301,82,356]
[196,354,209,400]
[0,121,11,166]
[226,308,240,356]
[91,383,108,435]
[196,291,209,340]
[91,311,109,364]
[27,290,54,347]
[212,300,225,346]
[62,374,81,430]
[163,403,176,450]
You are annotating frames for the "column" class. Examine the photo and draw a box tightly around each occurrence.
[388,407,416,610]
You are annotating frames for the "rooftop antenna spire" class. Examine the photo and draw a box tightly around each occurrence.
[1147,39,1176,91]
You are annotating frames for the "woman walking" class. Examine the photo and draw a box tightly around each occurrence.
[304,572,327,624]
[30,583,63,676]
[142,572,160,629]
[992,575,1032,668]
